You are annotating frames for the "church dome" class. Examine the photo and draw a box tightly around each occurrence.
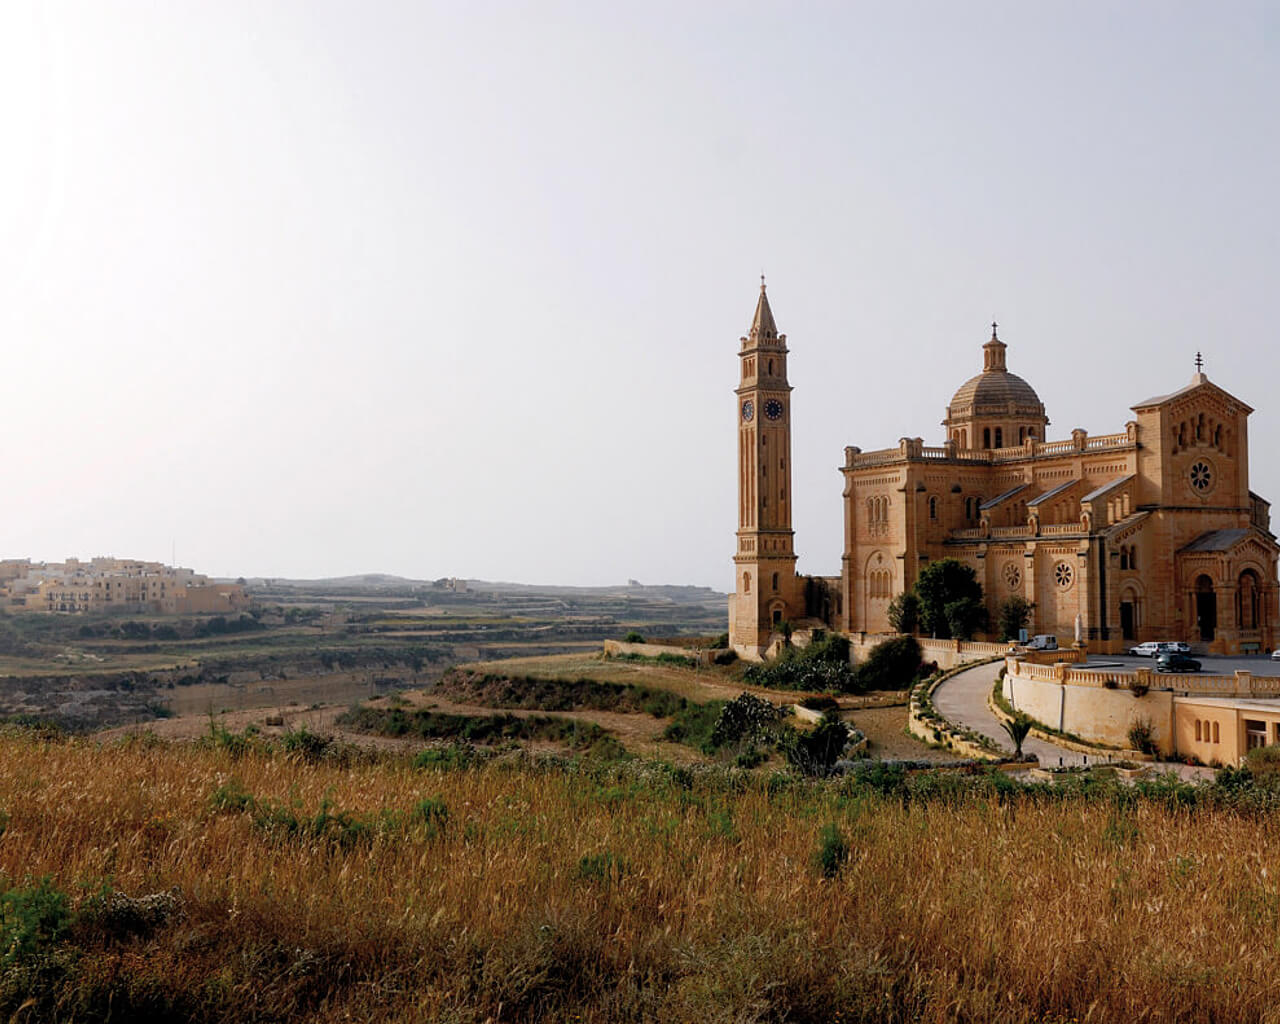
[942,325,1049,448]
[948,366,1044,415]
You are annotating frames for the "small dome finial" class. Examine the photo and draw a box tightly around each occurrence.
[760,271,766,292]
[991,320,999,341]
[1195,351,1204,373]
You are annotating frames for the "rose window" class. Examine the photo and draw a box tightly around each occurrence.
[1053,561,1074,589]
[1190,461,1212,492]
[1003,563,1022,590]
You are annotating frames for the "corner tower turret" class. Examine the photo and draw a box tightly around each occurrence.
[730,279,801,658]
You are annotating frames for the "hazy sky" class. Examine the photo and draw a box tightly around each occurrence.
[3,2,1278,589]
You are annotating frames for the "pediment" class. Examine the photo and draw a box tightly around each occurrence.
[1132,376,1252,418]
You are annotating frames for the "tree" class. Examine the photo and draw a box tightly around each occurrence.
[853,635,923,691]
[887,592,920,634]
[1000,712,1033,759]
[781,712,850,777]
[913,559,986,639]
[997,596,1035,641]
[944,598,985,642]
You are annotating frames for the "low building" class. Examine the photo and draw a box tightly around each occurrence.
[1,557,247,615]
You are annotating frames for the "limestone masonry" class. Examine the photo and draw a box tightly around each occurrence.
[730,283,1278,659]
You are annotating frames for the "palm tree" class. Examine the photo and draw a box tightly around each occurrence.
[1001,712,1034,759]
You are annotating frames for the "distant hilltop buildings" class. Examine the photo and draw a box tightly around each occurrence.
[0,557,248,615]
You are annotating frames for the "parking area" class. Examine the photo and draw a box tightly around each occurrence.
[1082,653,1280,676]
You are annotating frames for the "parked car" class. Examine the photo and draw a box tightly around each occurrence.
[1155,652,1201,673]
[1129,641,1189,657]
[1272,648,1280,661]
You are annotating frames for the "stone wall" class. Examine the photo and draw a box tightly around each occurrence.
[848,633,1082,671]
[1001,660,1175,752]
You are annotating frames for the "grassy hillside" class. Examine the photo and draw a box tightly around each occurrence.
[1,731,1280,1021]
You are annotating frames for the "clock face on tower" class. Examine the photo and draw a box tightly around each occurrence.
[741,400,754,422]
[764,399,785,421]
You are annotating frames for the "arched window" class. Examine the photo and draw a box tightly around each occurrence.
[994,427,1003,448]
[1238,570,1261,630]
[743,572,751,593]
[1195,720,1202,742]
[929,496,938,520]
[771,572,779,592]
[1213,722,1220,744]
[983,428,991,449]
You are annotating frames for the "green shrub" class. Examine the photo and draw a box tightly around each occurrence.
[0,877,71,966]
[662,701,727,754]
[735,745,767,769]
[623,631,645,644]
[412,797,449,839]
[577,852,625,885]
[996,595,1034,641]
[743,631,857,692]
[1128,717,1158,755]
[709,693,785,749]
[813,823,849,879]
[1245,744,1280,782]
[887,592,920,634]
[853,635,922,691]
[413,743,485,771]
[781,713,850,777]
[281,726,332,762]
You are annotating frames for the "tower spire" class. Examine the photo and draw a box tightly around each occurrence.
[750,276,778,340]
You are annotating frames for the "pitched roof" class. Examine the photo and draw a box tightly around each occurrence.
[1180,528,1252,553]
[980,483,1030,511]
[1080,475,1134,504]
[1028,480,1079,507]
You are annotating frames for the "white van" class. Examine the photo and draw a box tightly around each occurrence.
[1023,634,1058,651]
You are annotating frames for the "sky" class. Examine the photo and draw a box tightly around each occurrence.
[2,2,1278,589]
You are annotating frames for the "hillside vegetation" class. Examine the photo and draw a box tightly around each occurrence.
[3,731,1280,1021]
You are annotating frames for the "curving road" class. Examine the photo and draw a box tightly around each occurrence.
[931,661,1213,779]
[931,661,1099,768]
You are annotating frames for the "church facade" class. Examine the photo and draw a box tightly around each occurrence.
[730,283,1280,658]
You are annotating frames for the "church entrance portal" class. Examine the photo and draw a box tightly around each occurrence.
[1195,575,1217,642]
[1120,601,1135,641]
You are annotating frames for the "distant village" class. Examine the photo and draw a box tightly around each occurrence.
[0,557,247,615]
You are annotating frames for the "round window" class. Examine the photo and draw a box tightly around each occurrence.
[1003,563,1022,590]
[1054,561,1074,589]
[1189,460,1213,493]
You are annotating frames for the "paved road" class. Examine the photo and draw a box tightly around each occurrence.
[1086,653,1280,676]
[932,661,1097,767]
[932,661,1213,780]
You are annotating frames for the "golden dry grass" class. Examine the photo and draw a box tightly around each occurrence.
[1,733,1279,1021]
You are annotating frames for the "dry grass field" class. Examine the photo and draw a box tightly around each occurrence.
[2,730,1280,1022]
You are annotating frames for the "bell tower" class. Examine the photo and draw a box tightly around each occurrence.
[730,278,800,658]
